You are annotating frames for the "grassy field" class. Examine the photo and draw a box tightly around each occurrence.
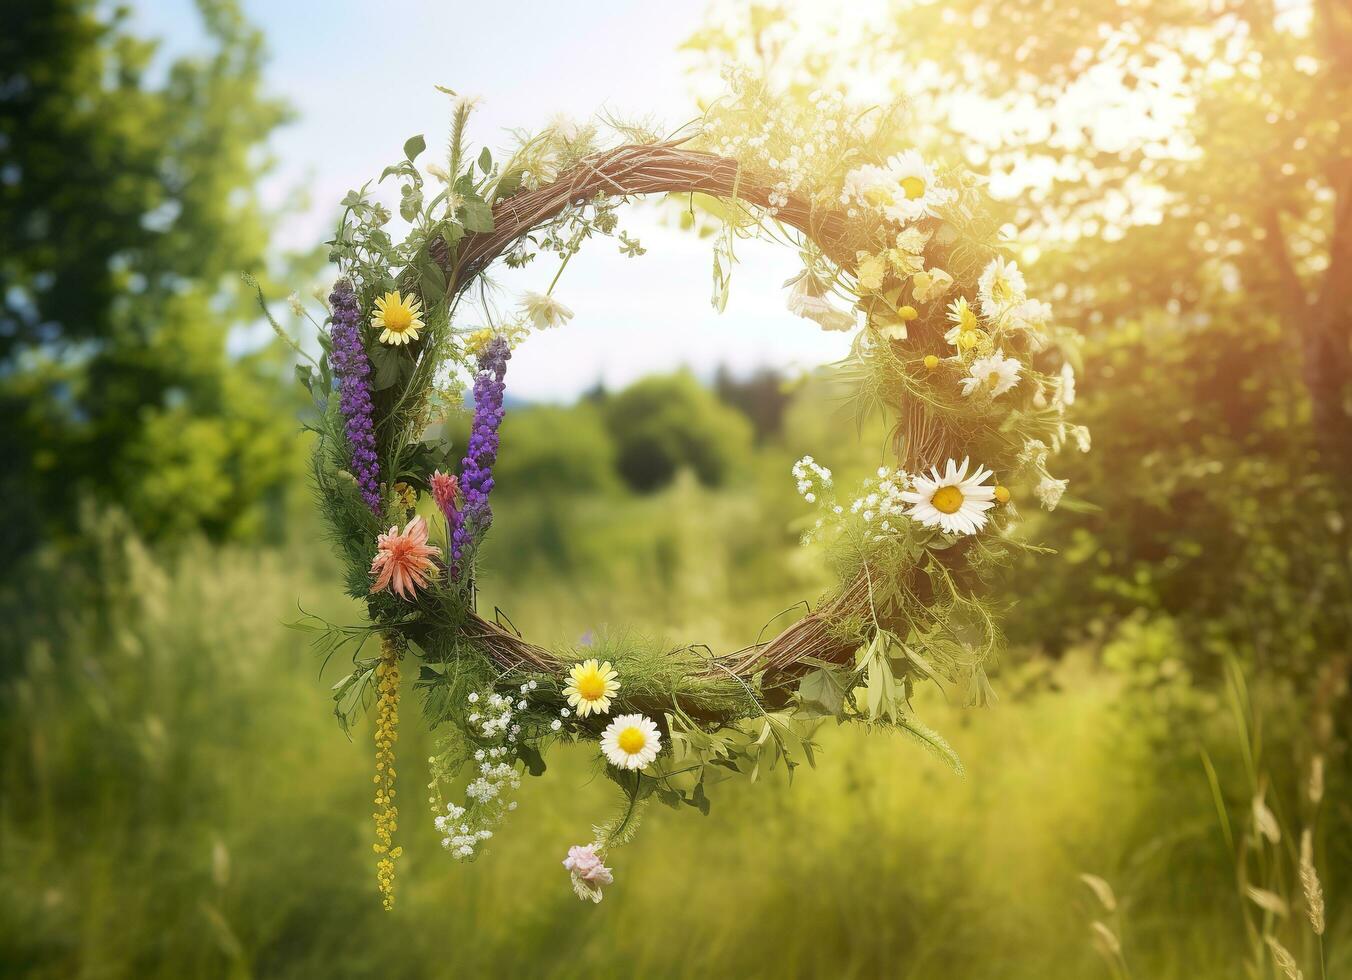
[1,481,1343,980]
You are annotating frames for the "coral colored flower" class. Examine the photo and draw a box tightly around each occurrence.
[370,515,441,600]
[429,469,459,520]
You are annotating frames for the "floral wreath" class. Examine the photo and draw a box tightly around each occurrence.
[266,72,1084,909]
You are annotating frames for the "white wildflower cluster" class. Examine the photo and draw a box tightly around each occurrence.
[702,68,853,218]
[849,466,912,542]
[794,458,919,545]
[431,682,537,861]
[1018,438,1070,511]
[792,455,833,504]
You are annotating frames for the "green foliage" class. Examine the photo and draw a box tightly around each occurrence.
[601,372,755,492]
[493,403,619,498]
[0,0,313,551]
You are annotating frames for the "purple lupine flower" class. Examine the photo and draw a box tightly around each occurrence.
[451,336,510,579]
[328,280,381,514]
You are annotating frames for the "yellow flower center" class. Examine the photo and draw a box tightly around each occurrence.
[617,727,647,755]
[985,371,1002,390]
[383,305,413,333]
[900,175,926,200]
[932,485,964,514]
[994,485,1011,504]
[991,278,1013,305]
[924,354,940,371]
[576,673,606,701]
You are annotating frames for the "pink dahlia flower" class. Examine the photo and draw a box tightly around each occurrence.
[369,515,441,600]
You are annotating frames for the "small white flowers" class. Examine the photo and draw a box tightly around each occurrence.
[518,290,574,330]
[792,455,833,503]
[563,844,614,903]
[960,352,1022,399]
[901,458,997,535]
[600,713,662,770]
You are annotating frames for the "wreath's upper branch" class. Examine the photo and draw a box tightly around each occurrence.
[438,140,858,281]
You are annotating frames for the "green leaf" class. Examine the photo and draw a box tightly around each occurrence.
[403,134,426,162]
[477,146,492,173]
[517,743,547,777]
[399,186,422,223]
[798,666,849,715]
[494,168,524,200]
[294,363,314,393]
[459,199,494,233]
[368,343,402,391]
[895,712,965,776]
[690,780,711,816]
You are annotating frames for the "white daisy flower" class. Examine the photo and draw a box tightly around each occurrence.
[600,713,662,770]
[1009,298,1053,330]
[785,275,856,332]
[841,152,954,225]
[840,163,892,208]
[1036,476,1069,510]
[880,150,955,223]
[900,457,997,535]
[977,257,1027,315]
[519,291,574,330]
[960,351,1022,398]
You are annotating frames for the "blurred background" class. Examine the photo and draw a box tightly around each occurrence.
[2,1,1350,977]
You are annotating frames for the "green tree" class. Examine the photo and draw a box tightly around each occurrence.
[493,403,619,497]
[603,372,754,492]
[0,0,305,552]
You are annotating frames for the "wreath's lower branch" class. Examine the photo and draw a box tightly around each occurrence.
[460,571,871,723]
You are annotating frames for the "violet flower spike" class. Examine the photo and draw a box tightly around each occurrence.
[451,336,511,579]
[328,280,381,514]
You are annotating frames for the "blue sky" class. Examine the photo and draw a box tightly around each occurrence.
[128,0,854,401]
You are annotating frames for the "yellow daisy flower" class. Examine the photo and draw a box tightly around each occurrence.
[563,659,620,717]
[371,291,425,346]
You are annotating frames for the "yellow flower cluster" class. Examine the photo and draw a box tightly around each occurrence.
[373,634,404,910]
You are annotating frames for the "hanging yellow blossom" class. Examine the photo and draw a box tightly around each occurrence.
[373,634,404,910]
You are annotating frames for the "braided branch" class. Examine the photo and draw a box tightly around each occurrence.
[439,138,859,281]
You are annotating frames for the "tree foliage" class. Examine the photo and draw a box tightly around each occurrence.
[602,372,754,493]
[0,0,305,552]
[685,0,1352,664]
